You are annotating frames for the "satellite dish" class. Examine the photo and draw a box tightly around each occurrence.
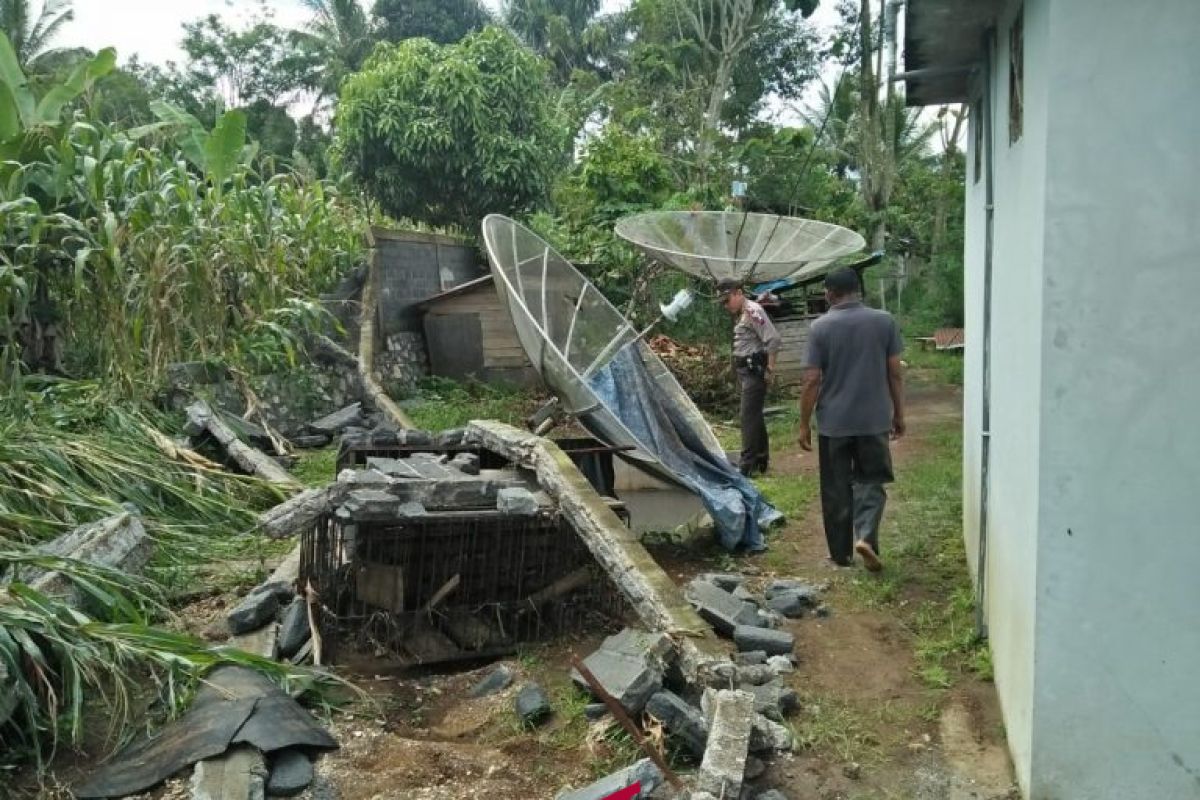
[481,214,726,483]
[615,210,866,283]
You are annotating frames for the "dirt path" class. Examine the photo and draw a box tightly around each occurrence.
[745,385,1018,800]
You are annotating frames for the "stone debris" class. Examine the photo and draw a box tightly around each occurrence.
[696,689,755,798]
[571,628,673,715]
[189,746,266,800]
[497,486,541,515]
[749,713,794,753]
[307,402,365,435]
[732,585,757,603]
[764,580,819,603]
[685,579,762,636]
[449,452,481,475]
[744,681,798,722]
[734,665,777,687]
[645,690,709,757]
[743,755,765,782]
[470,665,515,698]
[735,651,768,666]
[516,683,552,726]
[337,489,401,521]
[227,588,281,636]
[765,592,808,618]
[699,573,744,592]
[556,758,663,800]
[766,655,794,675]
[733,626,794,657]
[289,434,331,449]
[266,749,313,797]
[276,597,311,660]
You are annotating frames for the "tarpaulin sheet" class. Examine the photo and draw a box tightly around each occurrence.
[588,345,782,550]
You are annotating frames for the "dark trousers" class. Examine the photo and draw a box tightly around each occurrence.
[818,434,895,563]
[737,368,769,473]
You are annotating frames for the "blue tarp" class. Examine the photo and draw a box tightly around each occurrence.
[588,345,782,551]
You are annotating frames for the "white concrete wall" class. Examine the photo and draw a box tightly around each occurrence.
[963,1,1052,793]
[1028,1,1200,798]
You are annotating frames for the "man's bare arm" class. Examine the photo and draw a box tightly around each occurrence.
[887,354,905,438]
[798,367,821,451]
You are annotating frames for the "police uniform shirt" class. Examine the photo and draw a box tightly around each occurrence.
[733,299,782,357]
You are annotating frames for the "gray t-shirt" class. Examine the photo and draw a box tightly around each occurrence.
[805,301,903,436]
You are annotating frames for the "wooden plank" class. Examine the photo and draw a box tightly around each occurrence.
[424,313,485,379]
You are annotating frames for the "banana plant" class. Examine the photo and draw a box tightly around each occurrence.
[0,32,116,160]
[149,101,251,188]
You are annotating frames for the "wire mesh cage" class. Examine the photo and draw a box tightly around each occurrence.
[300,509,628,664]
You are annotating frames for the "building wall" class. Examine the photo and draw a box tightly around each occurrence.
[1028,1,1200,797]
[423,285,538,387]
[963,1,1052,793]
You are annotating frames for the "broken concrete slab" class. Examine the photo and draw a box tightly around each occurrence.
[766,655,794,675]
[227,588,280,636]
[735,651,768,666]
[734,664,777,687]
[699,573,744,592]
[190,746,267,800]
[337,489,402,521]
[733,626,794,657]
[449,452,481,475]
[266,749,314,797]
[556,758,663,800]
[186,401,299,488]
[365,456,422,478]
[765,589,815,618]
[744,681,798,722]
[749,713,794,753]
[497,486,540,515]
[645,690,708,757]
[572,628,673,715]
[470,665,515,698]
[231,622,277,660]
[308,403,365,435]
[435,428,468,448]
[686,579,762,636]
[696,690,754,798]
[764,580,819,603]
[516,683,551,726]
[289,434,331,449]
[259,483,351,539]
[732,585,757,604]
[276,597,311,660]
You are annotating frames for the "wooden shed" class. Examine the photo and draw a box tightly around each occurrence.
[417,275,539,387]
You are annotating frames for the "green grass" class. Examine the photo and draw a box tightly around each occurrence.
[292,447,339,487]
[842,423,990,690]
[902,347,964,386]
[404,377,536,432]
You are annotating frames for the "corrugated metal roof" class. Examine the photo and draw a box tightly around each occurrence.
[903,0,1003,106]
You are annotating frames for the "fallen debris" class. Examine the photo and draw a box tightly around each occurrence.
[259,483,351,539]
[556,759,664,800]
[227,586,281,636]
[744,681,798,722]
[735,650,768,666]
[645,690,708,757]
[189,746,266,800]
[276,597,311,659]
[571,628,673,715]
[470,665,515,698]
[307,402,366,435]
[685,578,762,636]
[733,626,794,657]
[766,655,794,675]
[266,749,313,797]
[696,690,754,798]
[516,683,552,727]
[186,400,299,488]
[699,573,744,592]
[497,486,541,515]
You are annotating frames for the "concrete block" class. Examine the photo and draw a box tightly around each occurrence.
[365,457,422,478]
[290,434,331,449]
[470,665,514,698]
[191,746,266,800]
[686,579,761,636]
[308,403,364,435]
[732,585,757,604]
[571,629,673,715]
[556,758,663,800]
[744,681,798,721]
[733,626,794,657]
[339,489,401,521]
[449,452,481,475]
[697,690,755,797]
[497,486,540,515]
[645,690,708,757]
[764,580,819,605]
[735,665,777,686]
[699,573,745,592]
[516,683,551,726]
[276,597,310,660]
[765,591,811,619]
[266,749,313,797]
[735,651,768,666]
[766,655,794,675]
[749,713,794,753]
[227,589,279,636]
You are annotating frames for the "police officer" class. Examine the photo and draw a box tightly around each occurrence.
[716,278,782,477]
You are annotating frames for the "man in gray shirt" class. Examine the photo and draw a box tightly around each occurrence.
[799,268,905,571]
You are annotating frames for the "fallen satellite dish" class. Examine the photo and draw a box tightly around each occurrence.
[615,210,866,283]
[482,214,779,550]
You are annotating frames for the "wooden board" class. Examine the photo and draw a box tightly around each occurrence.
[424,312,486,380]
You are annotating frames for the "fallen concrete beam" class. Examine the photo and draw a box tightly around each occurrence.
[190,746,267,800]
[14,511,152,609]
[696,690,754,798]
[466,421,724,682]
[186,400,299,488]
[259,484,350,539]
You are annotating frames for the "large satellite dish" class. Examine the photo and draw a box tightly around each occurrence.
[615,210,866,283]
[481,214,726,484]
